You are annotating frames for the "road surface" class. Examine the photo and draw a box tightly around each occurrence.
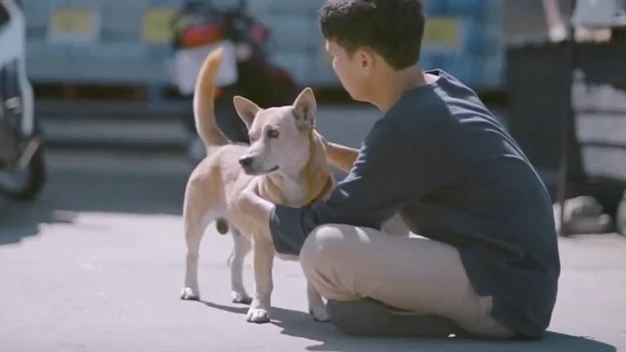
[0,136,624,351]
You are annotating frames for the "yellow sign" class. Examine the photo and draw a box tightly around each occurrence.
[142,7,177,44]
[423,17,460,47]
[48,6,98,43]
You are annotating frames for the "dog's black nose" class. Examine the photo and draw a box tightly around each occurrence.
[239,156,253,167]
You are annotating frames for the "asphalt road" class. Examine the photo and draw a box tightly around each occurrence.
[0,141,625,351]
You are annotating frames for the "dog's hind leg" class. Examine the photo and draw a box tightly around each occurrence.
[180,203,215,301]
[227,227,252,304]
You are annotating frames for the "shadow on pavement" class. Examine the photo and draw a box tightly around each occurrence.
[0,196,74,246]
[0,170,187,246]
[200,300,615,352]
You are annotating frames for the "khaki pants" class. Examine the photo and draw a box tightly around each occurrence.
[300,224,514,339]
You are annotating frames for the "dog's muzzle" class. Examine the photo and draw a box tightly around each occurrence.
[239,156,254,168]
[238,156,278,175]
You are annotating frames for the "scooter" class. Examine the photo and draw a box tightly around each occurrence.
[0,0,46,201]
[168,0,297,164]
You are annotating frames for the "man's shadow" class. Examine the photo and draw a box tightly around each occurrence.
[199,300,617,352]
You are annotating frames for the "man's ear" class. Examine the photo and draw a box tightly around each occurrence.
[292,87,316,129]
[233,96,261,128]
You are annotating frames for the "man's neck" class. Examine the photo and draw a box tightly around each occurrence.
[370,65,427,113]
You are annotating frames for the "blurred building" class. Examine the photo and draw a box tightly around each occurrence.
[26,0,613,102]
[22,0,507,100]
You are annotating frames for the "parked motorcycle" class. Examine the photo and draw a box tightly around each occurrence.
[0,0,46,201]
[168,0,297,164]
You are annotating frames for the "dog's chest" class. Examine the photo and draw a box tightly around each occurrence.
[261,180,309,208]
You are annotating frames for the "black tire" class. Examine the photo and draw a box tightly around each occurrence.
[0,148,46,202]
[616,193,626,236]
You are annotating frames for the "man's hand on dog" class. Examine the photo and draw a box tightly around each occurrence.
[236,181,274,237]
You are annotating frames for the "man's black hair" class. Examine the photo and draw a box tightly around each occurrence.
[319,0,425,70]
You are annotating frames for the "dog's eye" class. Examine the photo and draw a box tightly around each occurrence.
[266,129,279,139]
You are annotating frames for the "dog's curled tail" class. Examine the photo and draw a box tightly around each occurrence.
[193,47,229,148]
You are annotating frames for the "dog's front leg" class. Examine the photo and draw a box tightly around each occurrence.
[246,238,274,323]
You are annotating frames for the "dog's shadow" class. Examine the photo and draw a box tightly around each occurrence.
[198,300,617,352]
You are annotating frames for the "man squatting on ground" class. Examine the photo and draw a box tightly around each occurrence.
[237,0,560,340]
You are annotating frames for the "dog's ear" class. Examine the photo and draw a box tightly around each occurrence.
[233,96,261,128]
[292,87,316,129]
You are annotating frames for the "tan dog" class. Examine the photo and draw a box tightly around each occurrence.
[180,47,411,324]
[179,48,333,323]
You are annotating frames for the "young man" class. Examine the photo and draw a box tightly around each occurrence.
[237,0,560,340]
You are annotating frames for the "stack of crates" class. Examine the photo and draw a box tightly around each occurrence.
[23,0,183,85]
[421,0,505,90]
[22,0,507,91]
[22,0,338,89]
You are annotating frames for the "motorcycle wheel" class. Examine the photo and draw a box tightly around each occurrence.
[0,148,46,201]
[616,191,626,236]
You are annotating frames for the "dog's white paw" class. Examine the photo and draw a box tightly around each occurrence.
[309,304,330,322]
[231,291,252,305]
[246,306,271,323]
[180,287,200,301]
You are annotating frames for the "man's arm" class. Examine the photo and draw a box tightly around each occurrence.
[232,139,359,240]
[269,121,461,255]
[233,140,358,237]
[326,142,359,173]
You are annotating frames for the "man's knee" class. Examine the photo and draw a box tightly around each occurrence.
[300,224,354,275]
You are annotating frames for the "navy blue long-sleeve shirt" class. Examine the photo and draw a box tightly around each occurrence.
[269,70,560,339]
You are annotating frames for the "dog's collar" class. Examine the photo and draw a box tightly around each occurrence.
[306,175,334,205]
